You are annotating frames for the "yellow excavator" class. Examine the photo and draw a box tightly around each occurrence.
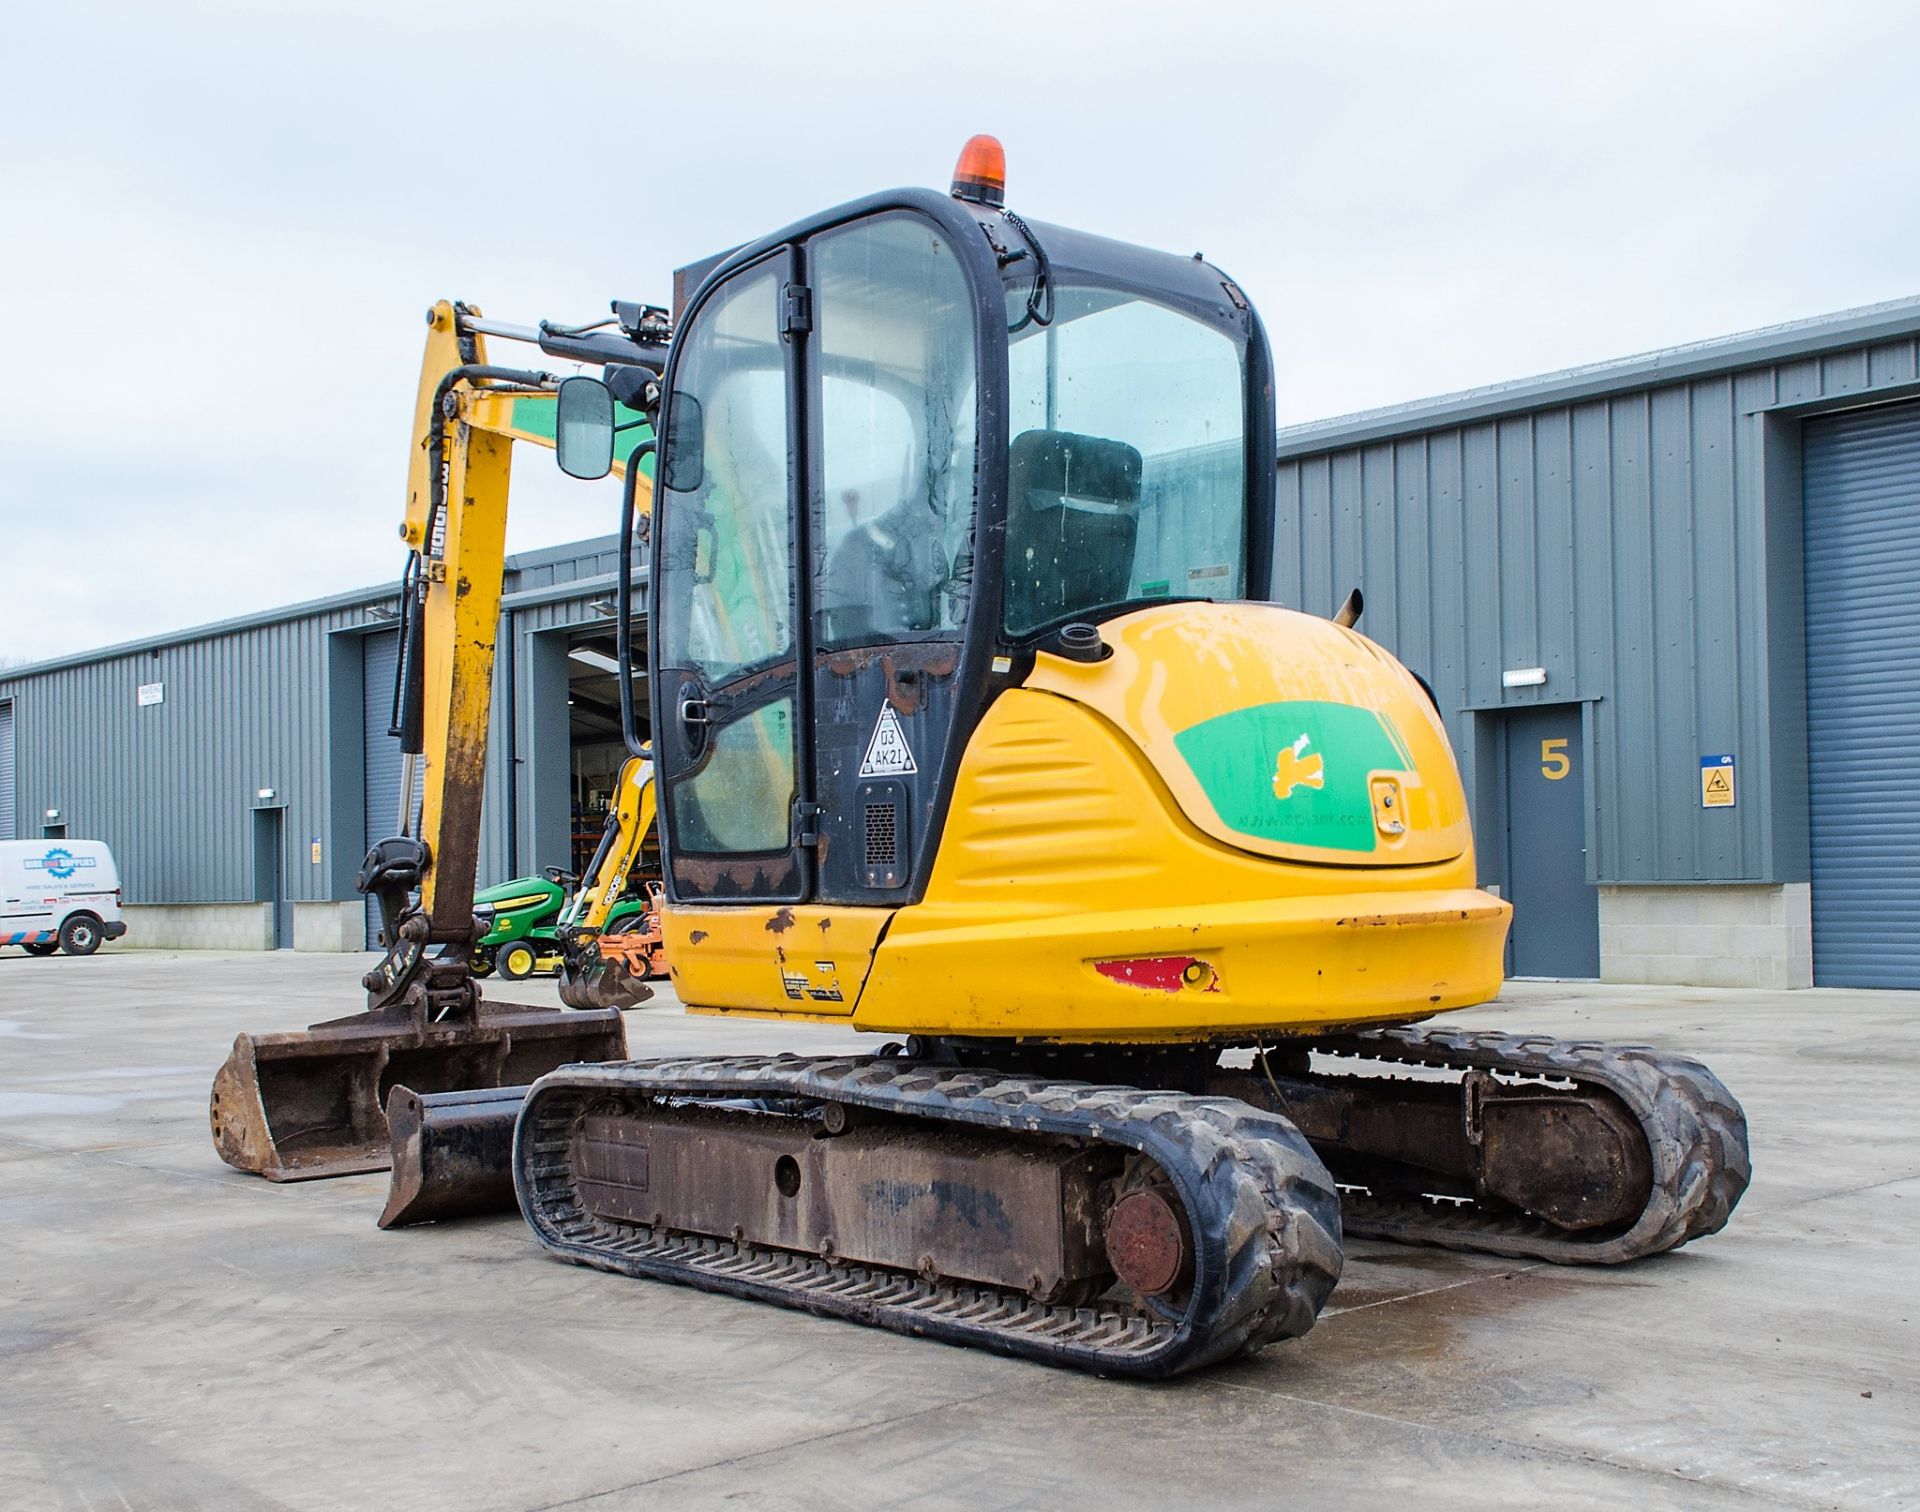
[551,753,664,1006]
[212,138,1749,1376]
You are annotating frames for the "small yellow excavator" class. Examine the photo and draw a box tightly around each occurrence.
[551,753,663,1007]
[212,138,1748,1376]
[473,756,661,985]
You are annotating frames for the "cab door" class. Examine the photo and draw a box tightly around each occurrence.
[653,249,810,906]
[802,213,981,905]
[652,215,987,1014]
[654,249,875,1010]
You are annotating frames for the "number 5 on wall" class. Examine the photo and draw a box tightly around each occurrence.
[1540,738,1571,781]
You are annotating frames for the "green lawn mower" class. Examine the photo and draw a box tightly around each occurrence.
[470,867,648,981]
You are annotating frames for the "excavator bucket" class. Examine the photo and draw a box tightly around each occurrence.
[378,1082,527,1228]
[209,1002,624,1182]
[556,950,653,1012]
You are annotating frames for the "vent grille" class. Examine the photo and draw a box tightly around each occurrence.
[864,801,898,867]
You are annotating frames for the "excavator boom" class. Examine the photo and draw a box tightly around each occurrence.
[210,301,663,1181]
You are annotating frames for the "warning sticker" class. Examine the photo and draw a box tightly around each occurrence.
[1700,753,1736,809]
[860,704,918,777]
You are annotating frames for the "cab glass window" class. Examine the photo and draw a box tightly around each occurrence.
[810,216,977,647]
[1003,287,1245,637]
[668,698,797,854]
[656,264,793,686]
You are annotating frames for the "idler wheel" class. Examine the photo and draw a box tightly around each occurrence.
[1105,1187,1192,1296]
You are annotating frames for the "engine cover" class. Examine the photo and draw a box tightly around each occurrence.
[1026,602,1473,868]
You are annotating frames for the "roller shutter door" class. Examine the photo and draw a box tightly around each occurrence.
[362,632,420,949]
[1804,400,1920,988]
[0,700,14,841]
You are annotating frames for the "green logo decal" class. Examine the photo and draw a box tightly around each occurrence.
[1172,700,1410,852]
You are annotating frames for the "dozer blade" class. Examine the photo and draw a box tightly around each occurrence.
[379,1083,527,1228]
[209,1002,625,1182]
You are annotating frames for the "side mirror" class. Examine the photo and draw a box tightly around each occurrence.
[555,376,615,480]
[662,393,705,492]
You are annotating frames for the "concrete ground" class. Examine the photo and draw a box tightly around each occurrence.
[0,950,1913,1511]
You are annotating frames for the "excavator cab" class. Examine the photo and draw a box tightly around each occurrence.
[628,150,1295,1008]
[606,141,1491,1030]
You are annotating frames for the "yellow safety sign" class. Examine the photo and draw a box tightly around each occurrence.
[1700,754,1736,808]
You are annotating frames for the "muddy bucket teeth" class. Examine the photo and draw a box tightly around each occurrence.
[209,1003,624,1182]
[378,1083,528,1228]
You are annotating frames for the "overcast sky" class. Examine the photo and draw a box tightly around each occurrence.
[4,0,1917,664]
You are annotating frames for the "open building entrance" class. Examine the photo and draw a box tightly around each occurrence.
[563,623,653,880]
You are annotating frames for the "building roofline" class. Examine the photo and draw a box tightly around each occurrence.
[499,531,622,572]
[1275,292,1920,461]
[0,581,401,683]
[0,534,634,684]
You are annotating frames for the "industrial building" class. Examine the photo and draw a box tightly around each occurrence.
[0,538,651,953]
[3,295,1917,989]
[1275,294,1920,990]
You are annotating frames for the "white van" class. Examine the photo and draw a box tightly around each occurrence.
[1,840,128,956]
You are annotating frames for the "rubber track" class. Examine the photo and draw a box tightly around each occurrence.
[515,1055,1343,1378]
[1300,1026,1751,1264]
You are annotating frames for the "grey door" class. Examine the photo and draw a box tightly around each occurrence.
[253,806,290,949]
[0,699,14,841]
[361,630,420,948]
[1804,400,1920,988]
[1503,704,1599,978]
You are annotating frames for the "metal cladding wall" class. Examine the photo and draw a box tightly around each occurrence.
[361,629,424,947]
[0,537,633,919]
[1274,299,1920,889]
[507,536,631,598]
[0,595,382,906]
